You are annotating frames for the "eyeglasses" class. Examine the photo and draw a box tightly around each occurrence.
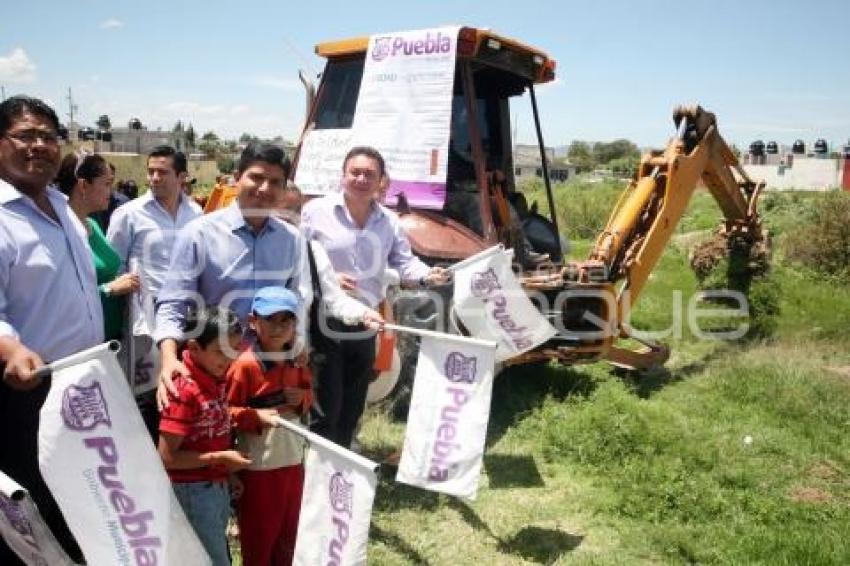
[4,129,60,146]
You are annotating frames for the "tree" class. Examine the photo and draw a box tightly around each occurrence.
[171,121,184,150]
[592,139,639,165]
[239,132,260,145]
[185,124,196,152]
[198,131,221,159]
[96,114,111,131]
[567,140,595,173]
[128,118,143,130]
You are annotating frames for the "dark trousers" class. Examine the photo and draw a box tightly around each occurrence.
[310,319,376,449]
[0,378,84,565]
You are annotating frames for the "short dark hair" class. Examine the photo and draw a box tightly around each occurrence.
[343,146,386,177]
[184,305,242,347]
[0,95,60,138]
[148,145,187,175]
[237,143,291,178]
[55,152,109,196]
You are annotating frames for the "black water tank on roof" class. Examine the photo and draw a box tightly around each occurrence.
[766,141,778,154]
[749,140,765,156]
[792,139,805,154]
[814,138,828,154]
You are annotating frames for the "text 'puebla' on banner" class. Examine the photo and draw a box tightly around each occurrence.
[0,470,76,566]
[451,246,558,362]
[295,26,459,211]
[395,331,497,500]
[37,342,210,566]
[292,420,379,566]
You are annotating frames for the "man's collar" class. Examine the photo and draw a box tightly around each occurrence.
[0,178,21,205]
[331,191,384,220]
[0,179,63,207]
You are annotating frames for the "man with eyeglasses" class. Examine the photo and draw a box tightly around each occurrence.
[0,95,103,564]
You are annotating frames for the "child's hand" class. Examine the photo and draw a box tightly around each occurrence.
[256,408,282,429]
[283,387,305,407]
[206,450,252,472]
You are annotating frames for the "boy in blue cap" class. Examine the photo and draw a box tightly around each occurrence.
[225,286,312,565]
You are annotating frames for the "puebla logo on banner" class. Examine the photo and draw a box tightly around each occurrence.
[38,345,210,566]
[396,333,497,500]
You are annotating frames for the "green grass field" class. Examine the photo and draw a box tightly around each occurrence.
[354,188,850,565]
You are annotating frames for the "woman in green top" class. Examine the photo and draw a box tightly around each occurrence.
[56,152,140,340]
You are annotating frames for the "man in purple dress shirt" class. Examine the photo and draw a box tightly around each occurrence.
[301,146,449,448]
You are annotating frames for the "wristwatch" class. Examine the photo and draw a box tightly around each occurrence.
[100,283,113,297]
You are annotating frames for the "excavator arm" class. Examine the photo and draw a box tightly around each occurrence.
[518,106,767,370]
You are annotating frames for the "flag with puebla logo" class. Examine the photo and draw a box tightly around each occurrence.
[452,246,557,362]
[292,423,378,566]
[37,343,210,566]
[396,332,497,499]
[0,470,76,566]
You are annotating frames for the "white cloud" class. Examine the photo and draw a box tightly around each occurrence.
[0,48,36,84]
[99,19,124,30]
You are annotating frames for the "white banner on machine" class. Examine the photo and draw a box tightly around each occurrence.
[37,343,210,566]
[0,470,76,566]
[352,26,459,209]
[294,128,354,196]
[395,329,497,500]
[451,246,557,361]
[291,417,379,566]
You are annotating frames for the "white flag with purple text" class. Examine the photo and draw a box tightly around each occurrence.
[293,427,378,566]
[0,470,76,566]
[452,246,557,362]
[396,332,497,500]
[37,343,210,566]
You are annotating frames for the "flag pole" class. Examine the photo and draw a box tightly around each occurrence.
[274,417,380,473]
[382,323,497,350]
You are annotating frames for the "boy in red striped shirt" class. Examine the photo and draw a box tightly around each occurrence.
[158,306,250,565]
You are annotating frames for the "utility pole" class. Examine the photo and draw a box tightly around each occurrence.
[66,87,78,124]
[1,86,5,101]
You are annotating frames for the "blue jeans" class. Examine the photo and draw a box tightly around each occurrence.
[172,481,231,566]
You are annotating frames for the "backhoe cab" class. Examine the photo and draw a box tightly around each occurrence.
[295,27,563,269]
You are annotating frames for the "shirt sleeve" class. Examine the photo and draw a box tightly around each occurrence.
[0,235,19,341]
[298,366,313,416]
[387,214,431,284]
[159,381,198,437]
[293,235,312,352]
[225,360,262,433]
[105,205,133,273]
[311,241,368,324]
[153,223,202,344]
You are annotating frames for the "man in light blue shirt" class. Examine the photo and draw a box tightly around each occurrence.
[155,144,311,409]
[107,145,202,307]
[106,145,201,436]
[0,96,102,565]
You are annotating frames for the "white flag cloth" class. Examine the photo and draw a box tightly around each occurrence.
[37,343,210,566]
[452,246,557,362]
[127,291,160,396]
[0,470,76,566]
[396,332,498,500]
[291,419,378,566]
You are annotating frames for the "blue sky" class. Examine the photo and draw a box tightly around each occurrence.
[2,0,849,150]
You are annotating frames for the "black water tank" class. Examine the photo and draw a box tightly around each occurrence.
[78,127,96,141]
[814,138,828,154]
[792,139,805,154]
[766,141,778,154]
[97,131,112,142]
[749,139,765,156]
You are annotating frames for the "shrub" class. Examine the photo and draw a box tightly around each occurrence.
[783,191,850,282]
